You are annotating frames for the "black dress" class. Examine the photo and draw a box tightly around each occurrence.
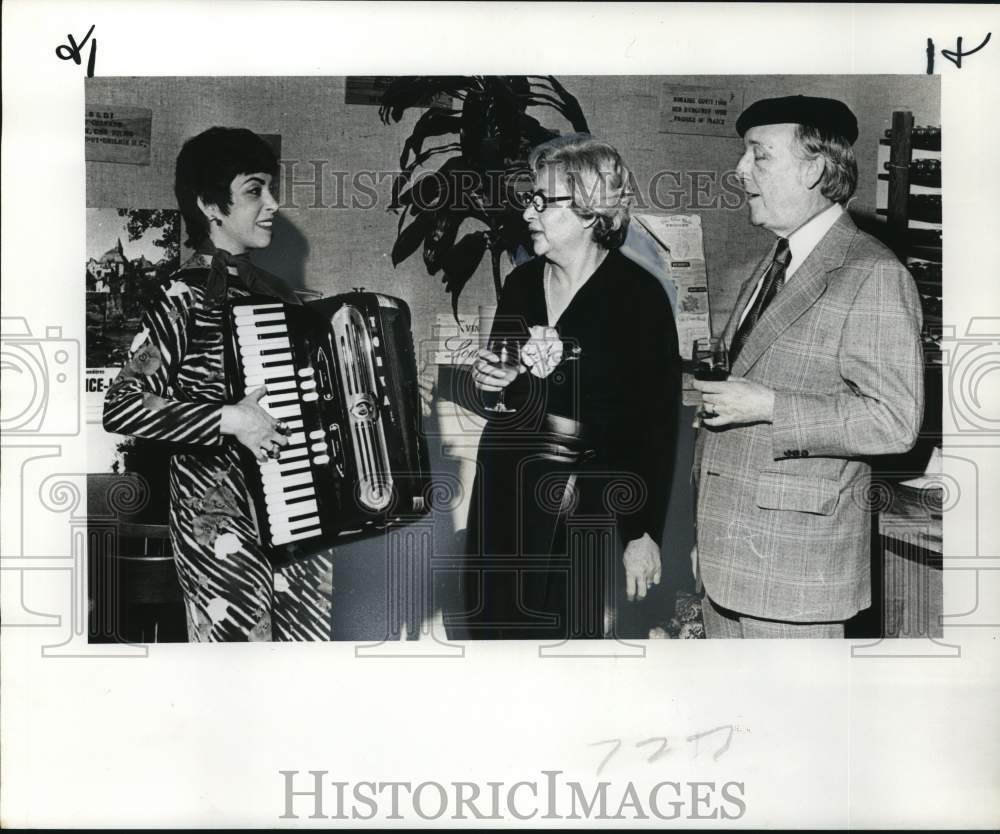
[461,250,680,639]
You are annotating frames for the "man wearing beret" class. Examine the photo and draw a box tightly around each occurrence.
[692,95,924,637]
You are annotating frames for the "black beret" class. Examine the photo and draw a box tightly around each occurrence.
[736,95,858,144]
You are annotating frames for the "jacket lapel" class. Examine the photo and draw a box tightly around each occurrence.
[731,212,855,375]
[722,254,772,348]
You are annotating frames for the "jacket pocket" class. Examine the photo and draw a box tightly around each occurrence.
[755,470,840,516]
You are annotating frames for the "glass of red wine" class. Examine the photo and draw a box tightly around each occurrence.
[693,337,729,420]
[693,337,729,382]
[483,337,521,414]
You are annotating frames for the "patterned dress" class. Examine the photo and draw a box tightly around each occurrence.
[103,253,333,641]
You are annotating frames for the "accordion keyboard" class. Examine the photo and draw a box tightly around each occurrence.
[234,302,327,545]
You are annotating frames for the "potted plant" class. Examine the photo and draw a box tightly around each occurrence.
[380,75,590,315]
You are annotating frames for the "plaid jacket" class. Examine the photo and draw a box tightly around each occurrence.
[695,212,924,622]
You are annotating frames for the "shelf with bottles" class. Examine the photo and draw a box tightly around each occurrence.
[881,124,941,151]
[906,258,941,297]
[905,234,942,264]
[910,259,942,367]
[877,157,940,188]
[877,193,941,223]
[876,113,941,266]
[874,114,944,576]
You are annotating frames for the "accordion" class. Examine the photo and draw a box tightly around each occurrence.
[224,291,431,566]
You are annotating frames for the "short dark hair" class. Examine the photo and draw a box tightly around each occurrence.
[528,133,634,250]
[174,127,278,248]
[793,124,858,204]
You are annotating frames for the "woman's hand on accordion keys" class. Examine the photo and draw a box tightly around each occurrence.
[221,386,290,463]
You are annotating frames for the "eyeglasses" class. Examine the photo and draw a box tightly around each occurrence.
[515,190,574,213]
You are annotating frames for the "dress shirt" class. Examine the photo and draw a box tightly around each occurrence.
[738,202,845,326]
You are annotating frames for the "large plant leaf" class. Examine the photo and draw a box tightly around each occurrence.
[459,90,488,166]
[389,144,461,209]
[486,77,525,163]
[505,76,532,100]
[380,75,590,309]
[391,210,436,267]
[440,231,488,316]
[517,113,559,154]
[496,209,533,256]
[379,76,480,124]
[422,210,467,275]
[395,155,467,213]
[533,76,590,133]
[459,80,517,170]
[396,170,447,214]
[399,107,462,169]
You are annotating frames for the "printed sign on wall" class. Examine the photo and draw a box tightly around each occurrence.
[660,86,743,137]
[85,106,153,165]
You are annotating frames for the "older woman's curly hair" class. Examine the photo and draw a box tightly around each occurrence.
[528,133,635,250]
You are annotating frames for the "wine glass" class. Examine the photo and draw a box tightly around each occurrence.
[692,337,730,382]
[692,337,730,421]
[483,337,521,414]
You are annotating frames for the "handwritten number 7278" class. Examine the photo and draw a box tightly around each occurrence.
[55,24,97,77]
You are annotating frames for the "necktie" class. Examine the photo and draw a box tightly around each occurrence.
[729,237,791,366]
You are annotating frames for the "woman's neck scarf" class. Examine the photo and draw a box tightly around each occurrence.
[197,241,303,306]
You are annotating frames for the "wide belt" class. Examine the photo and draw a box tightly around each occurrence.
[534,413,598,464]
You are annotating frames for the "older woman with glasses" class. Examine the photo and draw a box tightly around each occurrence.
[461,134,681,640]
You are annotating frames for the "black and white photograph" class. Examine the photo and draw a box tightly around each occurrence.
[2,2,998,829]
[80,71,943,646]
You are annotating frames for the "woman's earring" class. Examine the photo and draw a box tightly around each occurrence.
[210,217,222,227]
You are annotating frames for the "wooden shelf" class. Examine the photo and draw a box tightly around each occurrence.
[880,136,941,152]
[909,245,942,262]
[878,173,941,187]
[880,109,943,561]
[877,207,942,223]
